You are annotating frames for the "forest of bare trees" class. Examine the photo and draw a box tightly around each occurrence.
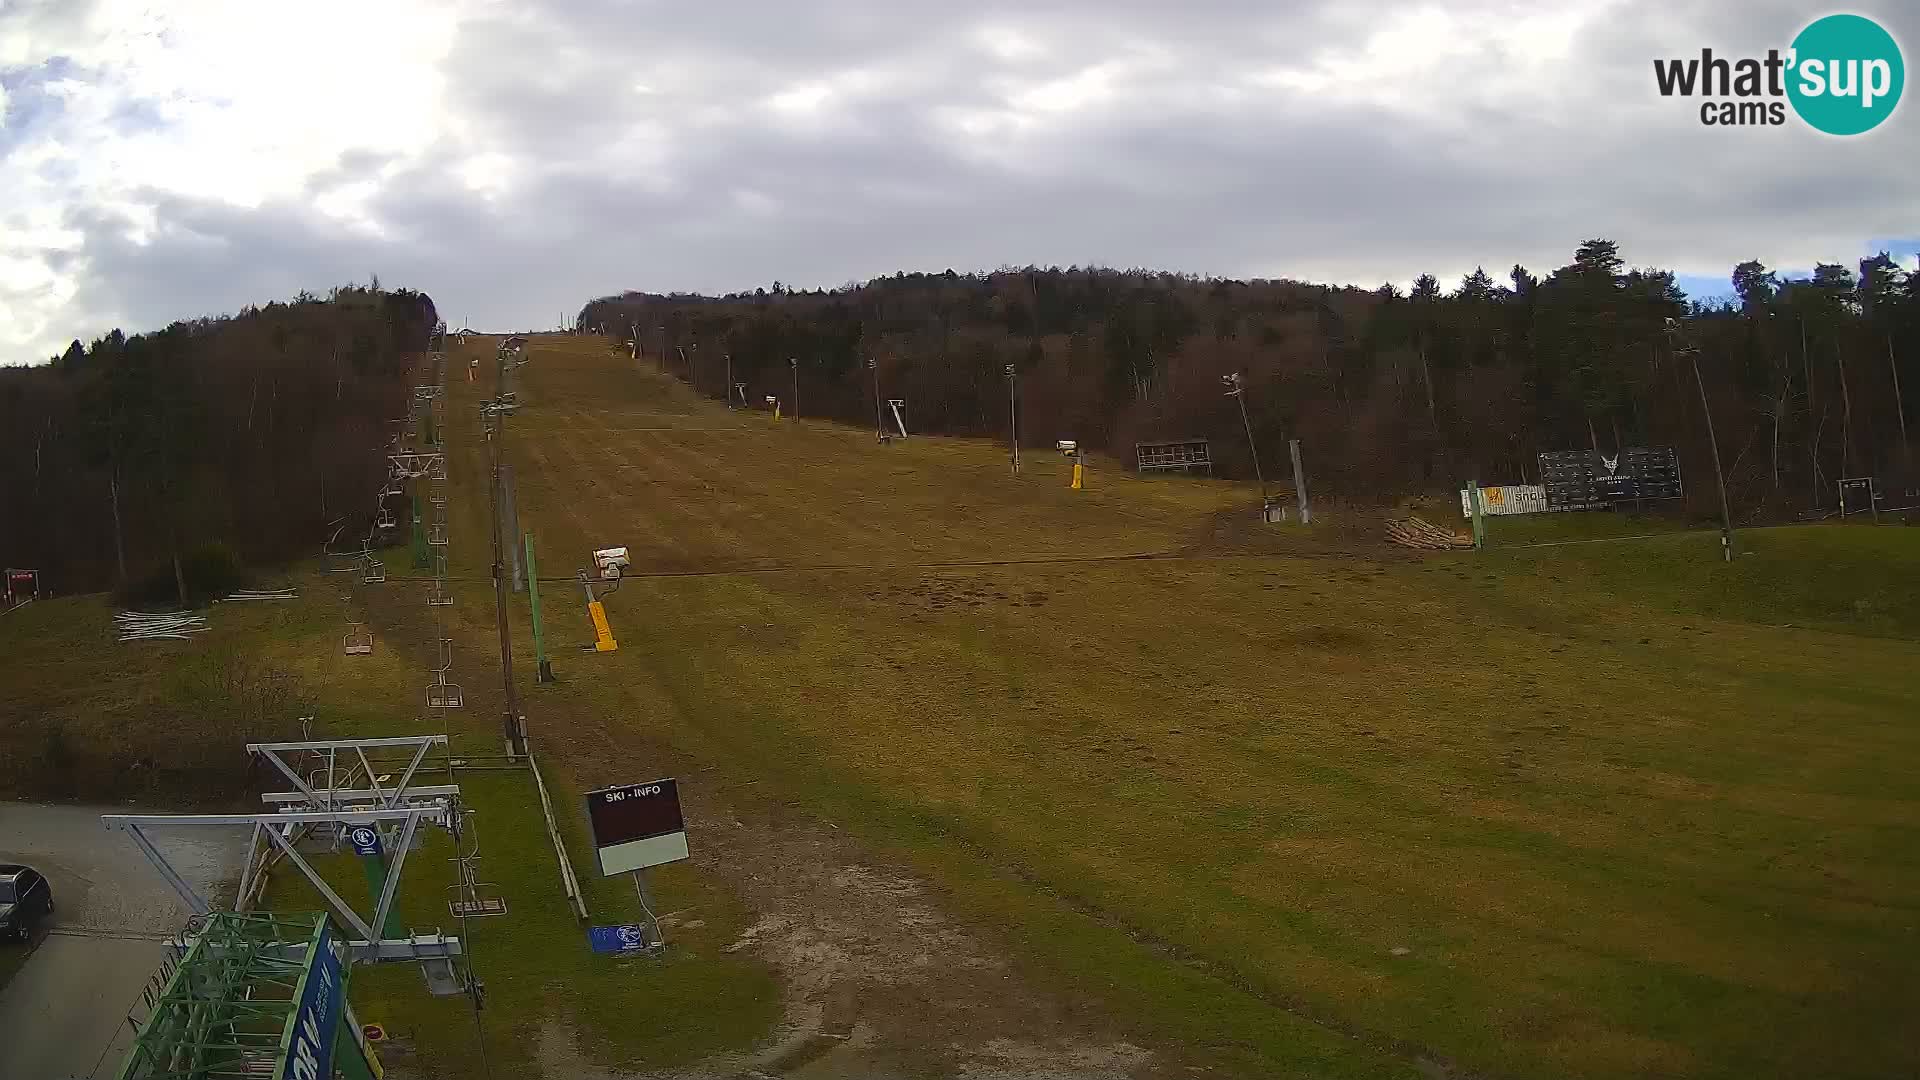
[0,286,438,599]
[581,240,1917,519]
[2,240,1908,603]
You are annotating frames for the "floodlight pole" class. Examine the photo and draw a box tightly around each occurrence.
[1224,373,1266,502]
[789,357,800,421]
[1005,364,1021,474]
[1687,346,1735,562]
[724,353,735,408]
[1665,320,1734,562]
[870,358,882,440]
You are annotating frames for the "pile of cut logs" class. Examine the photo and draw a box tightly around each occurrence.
[1385,516,1474,550]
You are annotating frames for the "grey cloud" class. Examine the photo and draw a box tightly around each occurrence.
[33,0,1920,354]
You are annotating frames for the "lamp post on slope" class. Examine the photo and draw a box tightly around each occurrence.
[1668,318,1735,562]
[1004,363,1021,474]
[1223,372,1266,508]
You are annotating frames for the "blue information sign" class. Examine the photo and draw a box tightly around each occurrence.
[280,923,343,1080]
[588,924,653,954]
[347,825,382,858]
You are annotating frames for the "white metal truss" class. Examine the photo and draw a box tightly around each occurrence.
[104,735,467,964]
[102,806,460,957]
[240,735,454,904]
[388,451,445,480]
[247,735,451,814]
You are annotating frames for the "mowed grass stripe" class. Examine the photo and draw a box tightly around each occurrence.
[487,335,1920,1080]
[630,558,1918,1079]
[521,423,705,565]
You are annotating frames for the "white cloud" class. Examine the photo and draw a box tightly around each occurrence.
[1,0,1917,362]
[1,0,459,355]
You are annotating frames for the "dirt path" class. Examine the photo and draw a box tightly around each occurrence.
[535,789,1165,1080]
[402,338,1184,1079]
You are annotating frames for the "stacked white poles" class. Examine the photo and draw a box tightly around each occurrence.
[116,610,209,642]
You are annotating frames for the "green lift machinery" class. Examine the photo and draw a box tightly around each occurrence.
[116,911,383,1080]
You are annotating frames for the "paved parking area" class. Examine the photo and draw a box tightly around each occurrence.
[0,801,246,1080]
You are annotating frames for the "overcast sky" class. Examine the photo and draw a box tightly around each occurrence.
[2,0,1916,363]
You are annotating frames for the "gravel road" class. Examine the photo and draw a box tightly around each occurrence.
[0,801,247,1080]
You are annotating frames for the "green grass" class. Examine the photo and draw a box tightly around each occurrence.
[0,593,333,803]
[475,334,1920,1080]
[260,770,777,1076]
[0,344,784,1079]
[11,332,1920,1079]
[1488,522,1920,637]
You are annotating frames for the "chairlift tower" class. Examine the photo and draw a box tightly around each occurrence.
[483,387,530,759]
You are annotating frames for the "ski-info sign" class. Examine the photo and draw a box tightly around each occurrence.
[585,779,688,876]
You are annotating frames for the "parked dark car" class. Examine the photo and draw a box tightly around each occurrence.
[0,864,54,941]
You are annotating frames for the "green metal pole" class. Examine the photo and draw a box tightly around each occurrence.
[333,1006,379,1080]
[360,853,406,938]
[526,532,554,684]
[410,494,430,570]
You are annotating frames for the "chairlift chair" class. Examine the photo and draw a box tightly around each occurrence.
[361,555,386,585]
[426,638,464,709]
[427,580,453,607]
[444,812,507,917]
[343,622,373,656]
[447,880,508,918]
[428,522,448,546]
[374,505,398,530]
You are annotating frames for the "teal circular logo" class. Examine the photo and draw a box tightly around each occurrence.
[1788,14,1904,135]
